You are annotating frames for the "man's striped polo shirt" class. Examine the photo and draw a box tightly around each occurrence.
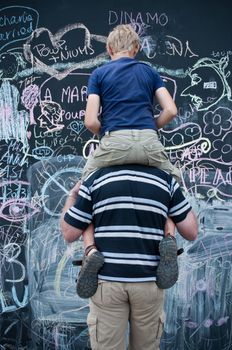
[64,164,191,282]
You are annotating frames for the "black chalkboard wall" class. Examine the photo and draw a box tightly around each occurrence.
[0,0,232,349]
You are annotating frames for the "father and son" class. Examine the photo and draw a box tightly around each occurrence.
[60,24,198,350]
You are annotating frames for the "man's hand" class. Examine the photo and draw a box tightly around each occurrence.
[69,180,82,199]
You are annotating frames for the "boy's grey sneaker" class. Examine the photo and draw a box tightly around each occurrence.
[76,251,104,299]
[156,235,178,289]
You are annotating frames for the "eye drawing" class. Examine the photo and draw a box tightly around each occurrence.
[0,198,40,222]
[191,73,201,85]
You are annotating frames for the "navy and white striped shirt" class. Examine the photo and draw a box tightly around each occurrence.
[64,165,191,282]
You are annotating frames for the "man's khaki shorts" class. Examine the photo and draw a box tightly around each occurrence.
[87,280,165,350]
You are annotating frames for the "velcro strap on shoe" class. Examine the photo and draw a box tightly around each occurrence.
[177,248,184,256]
[85,244,97,256]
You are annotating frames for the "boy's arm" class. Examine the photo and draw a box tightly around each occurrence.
[154,87,177,129]
[84,94,101,135]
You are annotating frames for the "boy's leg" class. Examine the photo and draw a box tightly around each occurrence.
[82,130,181,183]
[69,181,104,298]
[81,131,135,179]
[140,131,183,288]
[82,223,96,253]
[76,224,104,299]
[164,216,176,237]
[156,218,178,289]
[140,130,182,183]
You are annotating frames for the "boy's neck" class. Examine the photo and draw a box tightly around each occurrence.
[111,51,135,61]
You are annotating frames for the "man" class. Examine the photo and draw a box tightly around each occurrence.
[60,164,198,350]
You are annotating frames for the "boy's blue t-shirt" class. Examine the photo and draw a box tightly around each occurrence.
[87,57,164,137]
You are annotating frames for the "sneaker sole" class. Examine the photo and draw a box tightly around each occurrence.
[76,251,104,299]
[156,236,178,289]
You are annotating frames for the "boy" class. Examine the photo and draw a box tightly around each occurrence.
[69,24,181,298]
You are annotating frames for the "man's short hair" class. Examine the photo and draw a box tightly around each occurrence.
[106,24,140,54]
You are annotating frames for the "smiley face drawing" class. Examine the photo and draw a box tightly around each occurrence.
[181,55,231,111]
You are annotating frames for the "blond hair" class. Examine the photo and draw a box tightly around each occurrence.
[106,24,140,54]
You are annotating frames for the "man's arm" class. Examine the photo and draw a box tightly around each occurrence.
[175,210,198,241]
[155,87,177,129]
[60,182,83,243]
[84,94,101,135]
